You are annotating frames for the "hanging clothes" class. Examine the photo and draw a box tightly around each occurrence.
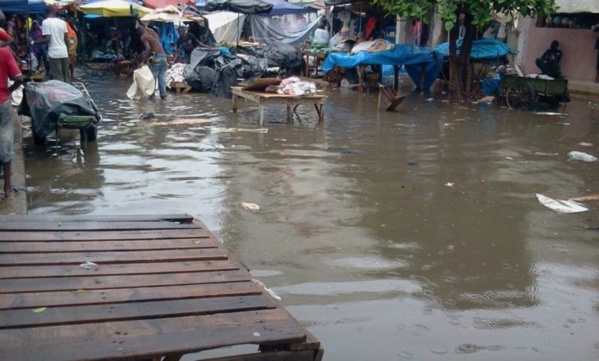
[159,23,179,55]
[364,17,377,40]
[412,20,421,46]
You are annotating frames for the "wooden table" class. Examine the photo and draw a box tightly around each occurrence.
[0,214,323,361]
[231,86,327,125]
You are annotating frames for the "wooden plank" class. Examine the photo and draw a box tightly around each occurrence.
[0,281,259,310]
[0,238,219,253]
[0,310,307,361]
[0,295,277,329]
[230,87,327,101]
[0,229,210,241]
[242,90,327,100]
[0,221,203,232]
[0,248,228,266]
[0,214,195,223]
[0,258,239,279]
[0,269,249,293]
[241,78,281,91]
[197,349,317,361]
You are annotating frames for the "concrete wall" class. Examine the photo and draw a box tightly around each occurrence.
[521,19,597,81]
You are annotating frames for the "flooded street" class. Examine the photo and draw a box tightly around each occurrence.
[24,71,599,360]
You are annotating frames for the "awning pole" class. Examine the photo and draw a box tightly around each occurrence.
[236,13,240,46]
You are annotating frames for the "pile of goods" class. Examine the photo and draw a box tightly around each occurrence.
[166,63,187,88]
[271,77,317,96]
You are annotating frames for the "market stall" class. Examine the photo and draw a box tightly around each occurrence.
[322,42,443,91]
[0,0,46,14]
[140,6,212,92]
[78,0,151,71]
[78,0,151,17]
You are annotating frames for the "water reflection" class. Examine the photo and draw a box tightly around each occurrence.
[25,135,103,214]
[24,70,599,361]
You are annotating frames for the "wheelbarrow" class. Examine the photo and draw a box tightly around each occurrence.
[18,80,103,145]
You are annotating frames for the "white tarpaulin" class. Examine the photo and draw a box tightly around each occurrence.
[554,0,599,13]
[249,15,323,45]
[126,65,156,99]
[204,11,246,43]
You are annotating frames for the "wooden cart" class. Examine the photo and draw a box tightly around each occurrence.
[500,74,569,109]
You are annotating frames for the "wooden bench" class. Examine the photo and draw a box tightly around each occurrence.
[0,214,323,361]
[231,86,327,125]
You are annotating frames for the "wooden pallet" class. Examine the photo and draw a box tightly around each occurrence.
[85,61,115,71]
[170,81,192,94]
[0,214,323,361]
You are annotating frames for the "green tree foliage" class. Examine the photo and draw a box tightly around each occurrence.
[374,0,557,100]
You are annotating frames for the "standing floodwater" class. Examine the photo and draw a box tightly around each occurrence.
[24,71,599,360]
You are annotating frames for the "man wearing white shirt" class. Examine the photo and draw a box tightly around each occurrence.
[34,5,68,82]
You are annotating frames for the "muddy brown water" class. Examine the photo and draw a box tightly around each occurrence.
[24,70,599,360]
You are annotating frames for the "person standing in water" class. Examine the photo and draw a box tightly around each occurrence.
[137,24,167,100]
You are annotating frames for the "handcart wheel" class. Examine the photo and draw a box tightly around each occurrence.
[506,82,536,109]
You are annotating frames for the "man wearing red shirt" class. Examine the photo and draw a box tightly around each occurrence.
[0,45,24,198]
[0,10,14,48]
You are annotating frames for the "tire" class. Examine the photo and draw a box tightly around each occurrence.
[80,125,97,142]
[505,82,537,109]
[32,128,46,145]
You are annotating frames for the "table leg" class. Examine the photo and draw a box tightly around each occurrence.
[358,66,365,92]
[287,103,292,121]
[232,94,238,112]
[314,104,324,123]
[259,101,264,126]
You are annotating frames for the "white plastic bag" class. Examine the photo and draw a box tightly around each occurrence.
[126,65,156,99]
[328,32,341,48]
[536,193,588,213]
[567,151,598,162]
[8,80,23,107]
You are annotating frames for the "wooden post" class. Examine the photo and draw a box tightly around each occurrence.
[232,94,238,112]
[358,66,365,92]
[258,101,264,125]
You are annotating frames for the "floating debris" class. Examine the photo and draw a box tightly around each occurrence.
[567,151,598,162]
[211,128,268,134]
[536,194,588,213]
[241,202,260,212]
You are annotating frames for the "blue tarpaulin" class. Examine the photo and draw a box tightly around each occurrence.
[434,38,516,60]
[0,0,46,14]
[322,45,443,90]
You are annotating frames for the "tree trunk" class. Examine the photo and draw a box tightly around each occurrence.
[459,18,476,99]
[447,24,460,101]
[446,12,478,101]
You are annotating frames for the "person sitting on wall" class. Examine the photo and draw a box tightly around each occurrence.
[535,40,563,78]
